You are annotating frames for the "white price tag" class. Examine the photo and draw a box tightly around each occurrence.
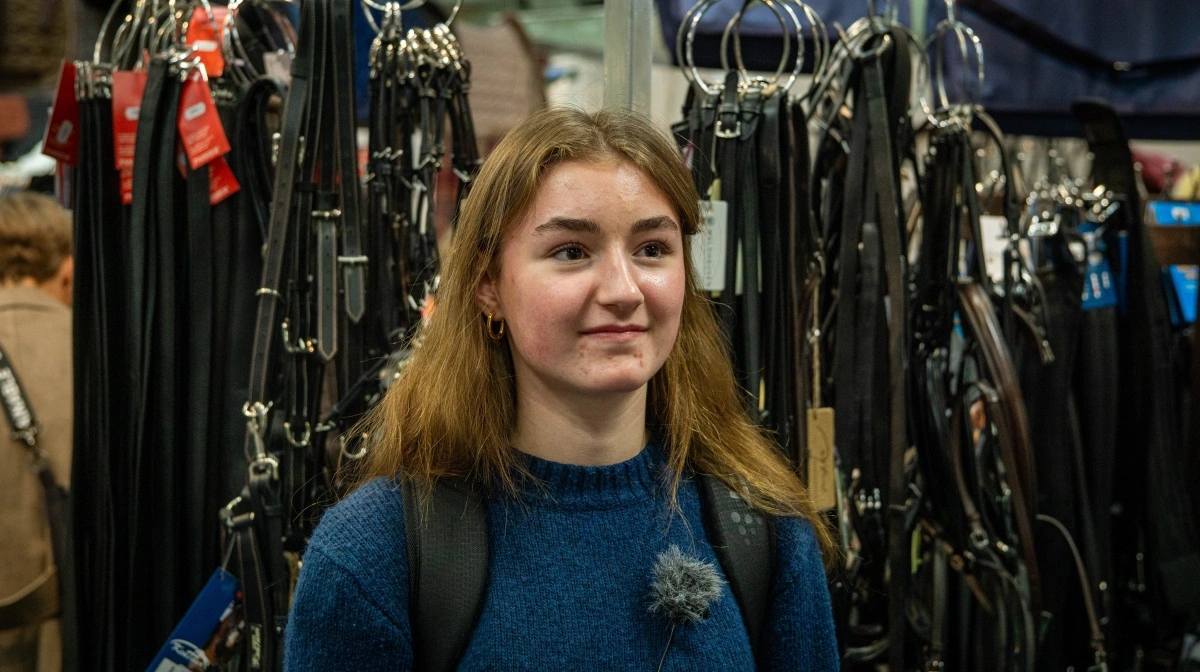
[263,51,294,85]
[980,215,1010,285]
[692,200,728,292]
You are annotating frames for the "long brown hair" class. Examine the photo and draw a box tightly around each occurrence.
[353,106,833,558]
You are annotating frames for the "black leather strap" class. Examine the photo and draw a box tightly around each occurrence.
[1073,100,1200,623]
[245,0,315,411]
[236,1,316,664]
[332,0,364,325]
[862,46,912,672]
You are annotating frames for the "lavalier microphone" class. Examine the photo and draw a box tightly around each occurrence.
[649,545,725,672]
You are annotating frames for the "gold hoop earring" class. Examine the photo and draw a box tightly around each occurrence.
[486,312,505,340]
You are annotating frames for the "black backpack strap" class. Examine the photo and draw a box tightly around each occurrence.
[698,473,774,658]
[0,339,68,629]
[402,478,489,672]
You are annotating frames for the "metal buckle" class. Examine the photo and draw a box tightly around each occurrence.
[249,453,280,481]
[714,118,741,139]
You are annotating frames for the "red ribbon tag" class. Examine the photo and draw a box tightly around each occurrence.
[185,7,228,78]
[112,70,148,171]
[42,61,81,165]
[177,71,231,170]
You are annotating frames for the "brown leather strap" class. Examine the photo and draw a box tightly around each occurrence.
[0,565,59,630]
[958,282,1042,618]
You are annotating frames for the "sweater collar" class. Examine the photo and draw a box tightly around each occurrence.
[519,438,665,509]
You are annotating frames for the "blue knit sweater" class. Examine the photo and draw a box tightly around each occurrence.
[284,442,838,670]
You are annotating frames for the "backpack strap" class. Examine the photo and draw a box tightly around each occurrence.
[402,478,489,672]
[404,473,773,669]
[698,473,774,658]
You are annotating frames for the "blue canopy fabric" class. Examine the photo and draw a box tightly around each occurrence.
[656,0,1200,138]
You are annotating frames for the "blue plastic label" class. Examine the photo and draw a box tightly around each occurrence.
[1170,265,1198,324]
[1082,257,1119,311]
[1148,201,1199,325]
[1149,201,1200,226]
[1079,224,1118,312]
[147,568,241,672]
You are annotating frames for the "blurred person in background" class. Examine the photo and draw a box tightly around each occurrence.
[0,191,72,672]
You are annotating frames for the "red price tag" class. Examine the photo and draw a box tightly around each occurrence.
[42,61,81,165]
[207,155,240,205]
[111,70,148,171]
[185,7,228,78]
[177,71,231,170]
[119,168,134,205]
[177,145,240,206]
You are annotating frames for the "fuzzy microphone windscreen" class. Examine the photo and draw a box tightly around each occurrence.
[649,545,725,624]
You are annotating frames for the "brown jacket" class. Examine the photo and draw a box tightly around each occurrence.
[0,287,71,672]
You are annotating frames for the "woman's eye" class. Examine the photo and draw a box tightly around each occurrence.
[554,245,585,261]
[640,242,669,258]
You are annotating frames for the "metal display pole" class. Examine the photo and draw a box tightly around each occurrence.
[603,0,653,111]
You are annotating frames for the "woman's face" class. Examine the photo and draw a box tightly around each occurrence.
[477,158,687,400]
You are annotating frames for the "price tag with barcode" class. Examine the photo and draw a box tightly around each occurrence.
[692,199,728,292]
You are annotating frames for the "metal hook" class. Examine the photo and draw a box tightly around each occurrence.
[720,0,799,93]
[918,0,984,127]
[242,400,273,462]
[679,0,724,95]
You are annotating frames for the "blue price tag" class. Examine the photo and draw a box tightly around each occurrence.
[1148,201,1199,325]
[1170,265,1198,324]
[1080,224,1118,312]
[147,568,241,672]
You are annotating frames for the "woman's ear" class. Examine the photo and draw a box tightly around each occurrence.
[475,268,502,318]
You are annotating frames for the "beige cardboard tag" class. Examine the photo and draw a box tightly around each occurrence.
[806,407,836,510]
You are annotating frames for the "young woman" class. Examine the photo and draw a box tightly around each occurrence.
[284,107,837,670]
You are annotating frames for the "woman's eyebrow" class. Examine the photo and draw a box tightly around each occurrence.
[533,215,679,236]
[534,217,601,235]
[630,216,678,235]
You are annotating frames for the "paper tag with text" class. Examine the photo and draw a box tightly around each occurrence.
[177,147,241,206]
[185,6,228,78]
[806,407,836,510]
[42,61,81,165]
[177,71,231,170]
[692,200,728,292]
[207,155,240,205]
[111,70,148,171]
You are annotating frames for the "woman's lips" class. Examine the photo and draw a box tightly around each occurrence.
[580,325,648,340]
